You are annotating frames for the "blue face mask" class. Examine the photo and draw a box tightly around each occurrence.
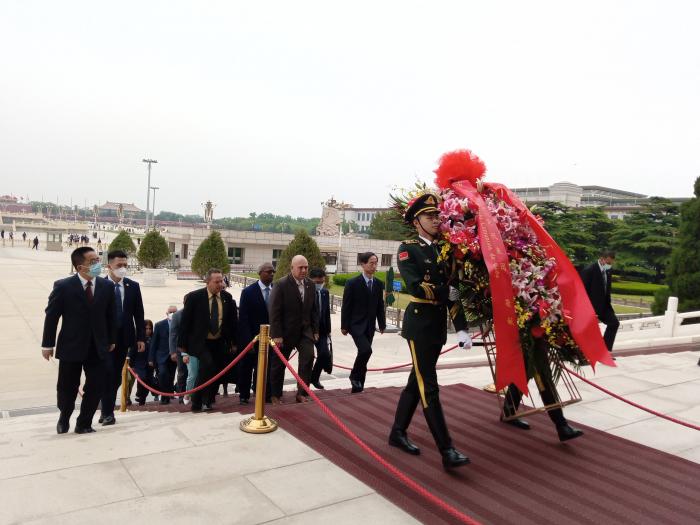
[87,262,102,278]
[315,283,324,292]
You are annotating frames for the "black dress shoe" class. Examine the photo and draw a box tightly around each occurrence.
[178,397,184,404]
[502,417,530,430]
[312,381,325,390]
[441,448,471,469]
[191,405,202,413]
[74,426,96,434]
[159,398,170,405]
[98,416,105,424]
[557,424,584,442]
[101,415,116,426]
[388,429,420,455]
[239,398,249,405]
[202,403,213,412]
[56,420,70,434]
[350,380,363,393]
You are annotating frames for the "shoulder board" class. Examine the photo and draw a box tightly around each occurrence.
[402,239,420,245]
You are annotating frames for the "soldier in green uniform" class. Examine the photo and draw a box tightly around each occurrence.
[388,192,473,469]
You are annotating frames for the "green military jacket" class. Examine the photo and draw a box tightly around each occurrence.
[397,238,467,345]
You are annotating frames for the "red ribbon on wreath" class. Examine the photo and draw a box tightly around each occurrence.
[436,150,614,395]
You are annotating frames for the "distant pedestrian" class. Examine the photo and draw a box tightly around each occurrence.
[22,231,27,242]
[33,236,39,250]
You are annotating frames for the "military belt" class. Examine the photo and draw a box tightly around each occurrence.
[409,296,441,306]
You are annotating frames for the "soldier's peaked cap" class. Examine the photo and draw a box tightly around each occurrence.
[404,192,441,224]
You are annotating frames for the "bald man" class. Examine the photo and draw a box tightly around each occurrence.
[269,255,319,404]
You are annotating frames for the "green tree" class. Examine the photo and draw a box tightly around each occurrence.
[369,210,413,241]
[610,197,679,283]
[191,230,230,277]
[274,229,326,281]
[108,230,137,255]
[137,230,170,268]
[532,202,616,267]
[664,177,700,312]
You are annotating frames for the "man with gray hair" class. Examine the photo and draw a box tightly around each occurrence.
[237,262,276,404]
[269,255,319,404]
[178,269,238,412]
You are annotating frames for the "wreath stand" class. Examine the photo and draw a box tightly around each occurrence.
[480,323,582,421]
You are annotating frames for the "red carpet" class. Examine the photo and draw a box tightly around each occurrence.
[134,384,700,524]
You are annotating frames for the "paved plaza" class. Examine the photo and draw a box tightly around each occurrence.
[0,245,699,524]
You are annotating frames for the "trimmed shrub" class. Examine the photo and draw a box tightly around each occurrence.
[137,230,170,268]
[191,230,230,278]
[274,229,326,281]
[108,230,137,255]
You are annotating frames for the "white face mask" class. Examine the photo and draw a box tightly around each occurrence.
[166,312,173,320]
[601,263,612,271]
[113,267,128,279]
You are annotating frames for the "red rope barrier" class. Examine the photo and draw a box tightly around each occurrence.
[128,337,256,397]
[270,342,482,525]
[333,344,460,372]
[563,365,700,431]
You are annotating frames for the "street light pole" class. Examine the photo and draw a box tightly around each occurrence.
[150,186,160,228]
[142,158,158,230]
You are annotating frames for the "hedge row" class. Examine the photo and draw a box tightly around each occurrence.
[611,280,669,296]
[332,271,406,291]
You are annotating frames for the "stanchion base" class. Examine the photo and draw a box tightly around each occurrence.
[240,416,279,434]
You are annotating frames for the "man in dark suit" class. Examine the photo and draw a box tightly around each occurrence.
[269,255,319,404]
[237,262,275,404]
[99,250,145,425]
[178,268,238,412]
[580,250,620,355]
[42,246,116,434]
[149,305,178,404]
[341,252,386,393]
[309,267,332,390]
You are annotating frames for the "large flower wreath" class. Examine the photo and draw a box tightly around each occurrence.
[392,150,614,394]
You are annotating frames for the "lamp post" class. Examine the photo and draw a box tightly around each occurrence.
[150,186,160,228]
[142,158,158,230]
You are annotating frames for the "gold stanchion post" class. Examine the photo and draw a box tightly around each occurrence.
[240,325,278,433]
[120,356,129,413]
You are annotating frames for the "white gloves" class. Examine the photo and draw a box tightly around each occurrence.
[448,286,460,301]
[457,330,472,349]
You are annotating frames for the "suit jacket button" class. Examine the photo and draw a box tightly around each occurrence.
[414,309,418,314]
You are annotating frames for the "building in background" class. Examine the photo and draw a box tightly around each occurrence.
[512,182,689,219]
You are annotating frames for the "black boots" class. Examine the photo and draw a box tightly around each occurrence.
[423,403,470,469]
[557,423,584,441]
[389,389,421,455]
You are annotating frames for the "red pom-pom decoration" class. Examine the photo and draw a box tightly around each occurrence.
[434,149,486,189]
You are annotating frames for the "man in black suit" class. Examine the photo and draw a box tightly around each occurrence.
[178,269,238,412]
[309,267,332,390]
[269,255,319,404]
[581,250,620,355]
[237,262,275,404]
[149,305,178,404]
[341,252,386,393]
[99,250,145,425]
[42,246,116,434]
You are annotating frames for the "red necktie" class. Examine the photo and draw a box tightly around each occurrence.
[86,280,94,303]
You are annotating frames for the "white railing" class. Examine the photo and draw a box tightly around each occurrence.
[614,296,700,349]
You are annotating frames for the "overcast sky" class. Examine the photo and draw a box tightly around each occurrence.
[1,1,699,218]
